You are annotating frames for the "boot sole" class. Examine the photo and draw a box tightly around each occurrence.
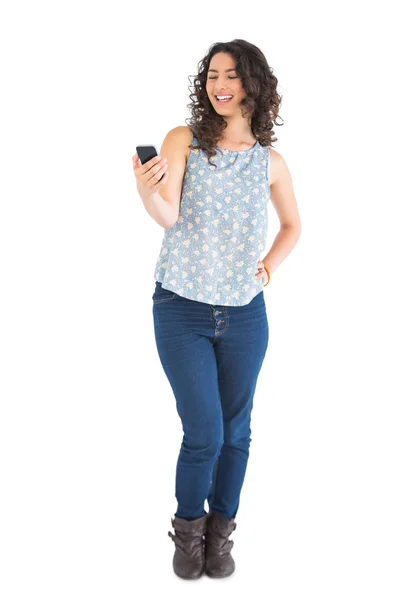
[205,568,235,578]
[174,570,204,580]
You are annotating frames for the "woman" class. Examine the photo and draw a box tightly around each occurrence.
[132,39,301,580]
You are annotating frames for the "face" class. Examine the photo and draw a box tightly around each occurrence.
[206,52,246,114]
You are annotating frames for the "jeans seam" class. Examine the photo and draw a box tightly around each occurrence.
[153,294,177,304]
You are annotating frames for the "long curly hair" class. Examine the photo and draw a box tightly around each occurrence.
[185,39,283,167]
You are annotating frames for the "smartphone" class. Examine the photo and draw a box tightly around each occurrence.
[136,145,159,165]
[136,145,165,181]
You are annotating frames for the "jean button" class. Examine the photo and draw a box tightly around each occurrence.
[217,320,223,325]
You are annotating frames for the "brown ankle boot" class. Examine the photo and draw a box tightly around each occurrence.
[167,513,208,579]
[204,511,237,578]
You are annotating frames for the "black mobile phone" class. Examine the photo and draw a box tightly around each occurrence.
[136,144,165,181]
[136,145,158,165]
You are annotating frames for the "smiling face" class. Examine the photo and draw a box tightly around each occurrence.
[206,52,247,114]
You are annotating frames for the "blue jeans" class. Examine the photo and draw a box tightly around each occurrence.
[152,281,269,521]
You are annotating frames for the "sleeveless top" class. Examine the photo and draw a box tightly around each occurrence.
[153,130,271,306]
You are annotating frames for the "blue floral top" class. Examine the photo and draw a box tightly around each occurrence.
[153,130,271,306]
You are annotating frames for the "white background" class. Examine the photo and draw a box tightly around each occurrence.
[1,1,399,598]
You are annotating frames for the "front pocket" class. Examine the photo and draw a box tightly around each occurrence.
[152,283,177,303]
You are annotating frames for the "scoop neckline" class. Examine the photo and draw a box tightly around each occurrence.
[216,140,259,153]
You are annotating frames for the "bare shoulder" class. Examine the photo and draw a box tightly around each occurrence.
[157,126,193,222]
[267,147,286,186]
[162,125,192,160]
[266,147,301,230]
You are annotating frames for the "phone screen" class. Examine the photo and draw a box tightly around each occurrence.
[136,145,158,165]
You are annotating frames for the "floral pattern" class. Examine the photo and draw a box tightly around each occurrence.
[153,134,271,306]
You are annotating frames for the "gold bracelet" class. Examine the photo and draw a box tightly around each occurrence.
[262,264,271,287]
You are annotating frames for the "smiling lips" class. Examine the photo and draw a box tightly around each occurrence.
[215,95,233,104]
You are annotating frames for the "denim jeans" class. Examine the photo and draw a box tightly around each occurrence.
[152,281,269,521]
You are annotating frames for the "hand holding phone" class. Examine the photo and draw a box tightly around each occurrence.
[132,145,169,195]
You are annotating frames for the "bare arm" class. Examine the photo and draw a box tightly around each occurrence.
[139,189,177,229]
[259,149,302,275]
[134,126,190,229]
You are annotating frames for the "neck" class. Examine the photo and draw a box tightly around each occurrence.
[220,116,254,144]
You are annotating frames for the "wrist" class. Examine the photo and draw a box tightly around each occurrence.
[261,260,273,273]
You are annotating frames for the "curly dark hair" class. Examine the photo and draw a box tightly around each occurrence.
[185,39,283,167]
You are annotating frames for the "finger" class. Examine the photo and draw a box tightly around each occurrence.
[154,170,169,190]
[147,161,168,185]
[132,153,141,168]
[146,155,165,169]
[142,156,166,180]
[133,153,164,171]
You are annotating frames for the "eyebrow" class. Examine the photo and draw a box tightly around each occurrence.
[207,68,237,73]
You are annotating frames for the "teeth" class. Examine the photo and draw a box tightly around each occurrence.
[216,95,232,100]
